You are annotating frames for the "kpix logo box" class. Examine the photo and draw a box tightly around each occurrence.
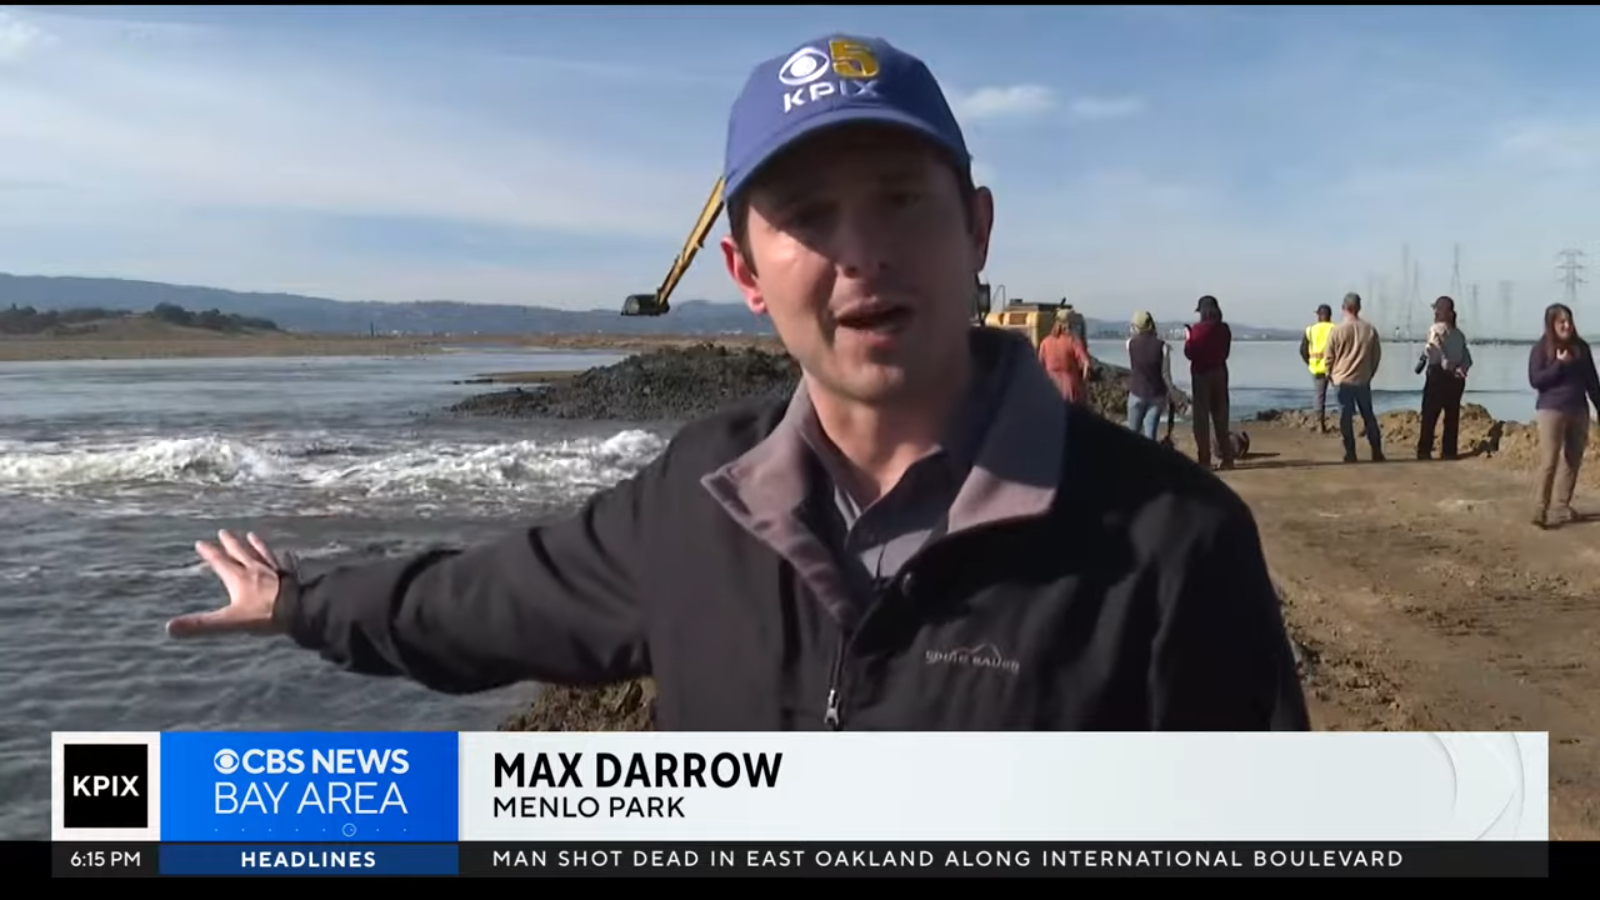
[65,743,146,827]
[52,732,163,841]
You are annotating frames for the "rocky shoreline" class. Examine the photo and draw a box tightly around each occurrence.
[446,341,1189,732]
[450,341,1189,425]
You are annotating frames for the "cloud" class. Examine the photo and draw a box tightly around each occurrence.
[0,7,47,62]
[1066,95,1146,121]
[0,7,726,306]
[952,84,1056,122]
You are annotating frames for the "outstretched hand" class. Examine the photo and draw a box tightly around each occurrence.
[166,530,287,638]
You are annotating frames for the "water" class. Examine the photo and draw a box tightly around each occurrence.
[0,338,1545,838]
[0,348,664,839]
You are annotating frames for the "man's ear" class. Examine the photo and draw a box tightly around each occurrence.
[969,185,995,272]
[721,234,766,316]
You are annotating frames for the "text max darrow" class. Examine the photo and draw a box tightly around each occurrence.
[492,751,783,789]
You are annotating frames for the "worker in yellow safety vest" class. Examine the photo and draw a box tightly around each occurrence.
[1299,303,1335,432]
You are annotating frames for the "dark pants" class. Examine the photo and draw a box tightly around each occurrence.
[1418,367,1466,459]
[1336,382,1383,460]
[1312,374,1329,428]
[1191,368,1232,467]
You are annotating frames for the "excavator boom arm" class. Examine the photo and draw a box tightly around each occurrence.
[621,177,726,316]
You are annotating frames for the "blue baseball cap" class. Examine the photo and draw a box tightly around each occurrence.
[722,34,971,201]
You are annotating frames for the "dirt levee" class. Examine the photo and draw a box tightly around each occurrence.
[452,342,1184,425]
[1256,402,1600,486]
[451,344,800,421]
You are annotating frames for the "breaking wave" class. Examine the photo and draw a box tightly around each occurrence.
[0,429,668,518]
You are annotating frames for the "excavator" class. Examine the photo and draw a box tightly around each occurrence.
[620,178,1073,350]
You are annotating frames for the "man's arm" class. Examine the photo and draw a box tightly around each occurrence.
[1148,497,1311,730]
[1298,331,1310,365]
[272,456,660,694]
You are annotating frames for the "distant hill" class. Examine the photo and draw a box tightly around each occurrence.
[0,300,280,337]
[0,272,1300,339]
[0,273,769,337]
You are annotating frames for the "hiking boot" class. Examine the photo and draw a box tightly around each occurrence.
[1371,451,1386,462]
[1532,509,1548,529]
[1550,506,1575,526]
[1343,453,1358,463]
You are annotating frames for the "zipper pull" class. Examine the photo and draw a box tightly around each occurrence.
[824,630,848,730]
[824,689,841,730]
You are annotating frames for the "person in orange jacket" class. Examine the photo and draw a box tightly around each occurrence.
[1038,317,1091,404]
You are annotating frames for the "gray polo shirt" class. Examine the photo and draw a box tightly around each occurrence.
[795,362,1001,607]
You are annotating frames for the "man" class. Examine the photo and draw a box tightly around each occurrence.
[1322,292,1386,463]
[1184,295,1233,469]
[1299,304,1335,433]
[166,34,1308,732]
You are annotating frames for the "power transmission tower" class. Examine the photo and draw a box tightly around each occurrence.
[1468,283,1479,333]
[1449,243,1462,300]
[1557,248,1586,307]
[1400,244,1413,340]
[1498,280,1514,341]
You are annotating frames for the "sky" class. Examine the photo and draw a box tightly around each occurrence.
[4,5,1600,332]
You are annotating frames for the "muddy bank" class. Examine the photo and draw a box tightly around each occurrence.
[1255,402,1600,485]
[454,342,1187,425]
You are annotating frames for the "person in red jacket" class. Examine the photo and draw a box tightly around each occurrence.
[1185,295,1234,469]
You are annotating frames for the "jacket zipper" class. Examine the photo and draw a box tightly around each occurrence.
[823,629,848,730]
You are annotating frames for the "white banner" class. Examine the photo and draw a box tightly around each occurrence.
[458,732,1548,842]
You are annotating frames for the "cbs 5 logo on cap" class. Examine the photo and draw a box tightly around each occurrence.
[777,39,881,114]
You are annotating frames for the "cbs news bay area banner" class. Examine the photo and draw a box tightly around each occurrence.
[51,731,1551,878]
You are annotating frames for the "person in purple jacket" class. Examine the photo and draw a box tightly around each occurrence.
[1527,302,1600,528]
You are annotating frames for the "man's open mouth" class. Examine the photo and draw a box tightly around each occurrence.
[836,305,913,332]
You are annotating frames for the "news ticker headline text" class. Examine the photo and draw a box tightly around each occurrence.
[27,841,1559,878]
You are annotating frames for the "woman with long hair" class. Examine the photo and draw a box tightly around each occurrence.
[1416,296,1473,460]
[1038,317,1090,405]
[1527,303,1600,528]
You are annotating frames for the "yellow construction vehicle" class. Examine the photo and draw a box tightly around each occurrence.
[982,294,1086,350]
[621,177,727,316]
[622,177,996,328]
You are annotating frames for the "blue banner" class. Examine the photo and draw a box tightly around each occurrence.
[159,843,459,876]
[159,732,458,843]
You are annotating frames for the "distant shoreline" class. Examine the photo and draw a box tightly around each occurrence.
[0,332,786,362]
[0,330,1537,363]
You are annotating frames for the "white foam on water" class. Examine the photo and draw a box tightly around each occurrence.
[0,429,669,518]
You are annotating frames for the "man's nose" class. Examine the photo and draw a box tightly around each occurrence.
[829,205,894,277]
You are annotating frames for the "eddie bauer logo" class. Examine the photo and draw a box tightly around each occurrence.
[924,643,1021,675]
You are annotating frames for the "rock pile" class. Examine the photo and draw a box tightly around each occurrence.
[452,342,1187,425]
[450,344,799,421]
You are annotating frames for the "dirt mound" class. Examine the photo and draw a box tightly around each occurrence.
[500,680,656,731]
[450,344,801,421]
[451,343,1187,426]
[1254,402,1600,484]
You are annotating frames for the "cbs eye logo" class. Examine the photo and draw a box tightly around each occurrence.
[214,749,241,774]
[777,39,880,86]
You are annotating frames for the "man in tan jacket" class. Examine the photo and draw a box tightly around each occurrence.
[1321,292,1387,463]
